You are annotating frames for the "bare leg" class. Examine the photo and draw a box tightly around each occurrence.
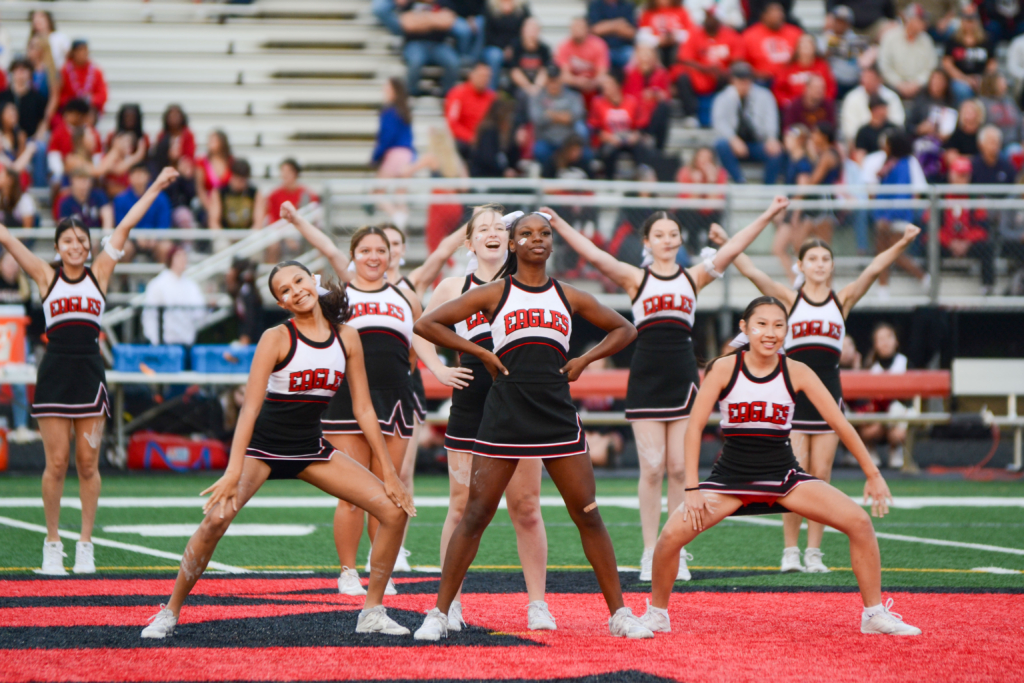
[38,417,72,542]
[664,419,689,530]
[632,421,666,550]
[504,458,547,603]
[441,449,472,601]
[365,434,409,545]
[327,433,372,569]
[783,432,810,548]
[805,432,840,549]
[73,416,105,542]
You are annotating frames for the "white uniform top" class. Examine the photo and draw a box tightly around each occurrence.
[869,352,908,375]
[784,289,845,357]
[344,283,414,346]
[43,267,105,332]
[718,352,796,439]
[266,321,346,398]
[491,277,572,358]
[454,274,491,345]
[630,267,697,333]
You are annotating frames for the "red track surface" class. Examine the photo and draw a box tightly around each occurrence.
[2,578,1021,683]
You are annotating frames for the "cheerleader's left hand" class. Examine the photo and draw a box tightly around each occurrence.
[559,357,589,382]
[863,473,892,518]
[383,471,417,517]
[201,473,240,518]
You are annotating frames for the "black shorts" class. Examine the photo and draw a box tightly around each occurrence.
[322,380,421,439]
[444,360,493,453]
[472,376,587,459]
[31,350,110,419]
[247,455,332,481]
[700,438,820,515]
[625,327,699,422]
[792,368,844,434]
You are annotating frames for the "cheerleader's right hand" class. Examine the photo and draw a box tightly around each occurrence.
[201,474,240,519]
[383,471,417,517]
[682,489,711,532]
[480,350,508,380]
[435,364,473,389]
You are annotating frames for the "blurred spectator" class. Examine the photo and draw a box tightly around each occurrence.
[469,99,521,176]
[153,105,195,169]
[901,0,958,44]
[226,257,264,346]
[741,3,802,83]
[373,77,417,177]
[979,72,1022,149]
[819,5,871,99]
[58,39,107,116]
[107,104,148,154]
[209,159,264,231]
[942,5,996,104]
[623,45,673,150]
[835,0,896,35]
[773,34,836,110]
[0,59,48,166]
[445,62,496,159]
[576,351,625,467]
[589,74,659,179]
[58,168,113,229]
[449,0,485,63]
[936,156,995,292]
[47,99,101,184]
[711,61,784,183]
[773,123,811,273]
[906,69,958,140]
[163,156,198,229]
[981,0,1024,46]
[854,95,898,158]
[143,247,207,346]
[746,0,795,26]
[25,37,58,157]
[195,130,233,221]
[878,4,937,100]
[267,159,318,227]
[0,102,33,173]
[531,65,588,165]
[587,0,638,71]
[942,98,984,161]
[857,323,911,469]
[683,0,745,30]
[839,66,905,144]
[1006,33,1024,105]
[556,17,611,103]
[0,167,35,227]
[30,10,70,69]
[0,250,33,442]
[973,125,1017,183]
[483,0,530,89]
[782,74,835,129]
[372,0,407,35]
[114,163,172,229]
[673,9,745,124]
[797,123,841,244]
[541,134,593,178]
[637,0,693,69]
[103,104,148,197]
[400,0,460,96]
[839,334,862,369]
[509,17,552,99]
[676,145,727,244]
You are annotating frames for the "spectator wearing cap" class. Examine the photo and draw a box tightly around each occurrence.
[58,39,107,115]
[839,65,905,144]
[445,62,497,160]
[142,246,208,346]
[399,0,460,97]
[711,60,784,183]
[530,65,589,166]
[878,4,937,100]
[782,74,835,130]
[819,5,872,99]
[942,5,997,105]
[623,44,673,150]
[854,95,898,159]
[936,155,996,293]
[208,158,264,231]
[772,33,837,111]
[0,58,49,186]
[587,0,638,71]
[741,3,802,84]
[555,17,610,104]
[672,8,745,124]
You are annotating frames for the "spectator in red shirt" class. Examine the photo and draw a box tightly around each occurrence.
[588,74,659,179]
[782,74,835,130]
[152,104,196,169]
[46,98,100,185]
[445,62,497,159]
[673,9,745,124]
[741,2,802,84]
[637,0,693,69]
[934,156,996,291]
[556,17,611,105]
[58,39,107,116]
[623,45,672,149]
[264,158,318,261]
[772,33,837,111]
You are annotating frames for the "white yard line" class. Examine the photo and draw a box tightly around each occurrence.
[0,515,250,573]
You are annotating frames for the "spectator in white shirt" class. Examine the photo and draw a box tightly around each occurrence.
[840,65,905,144]
[142,246,208,346]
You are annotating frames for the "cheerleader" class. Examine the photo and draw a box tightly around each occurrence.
[410,205,554,631]
[0,167,177,576]
[719,224,920,573]
[280,204,421,595]
[412,212,652,640]
[141,262,415,639]
[639,296,920,636]
[544,196,789,581]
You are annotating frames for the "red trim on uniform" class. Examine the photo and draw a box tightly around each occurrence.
[497,341,568,359]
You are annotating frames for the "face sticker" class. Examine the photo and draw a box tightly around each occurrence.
[518,238,527,245]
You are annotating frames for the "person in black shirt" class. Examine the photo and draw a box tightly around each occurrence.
[0,59,49,188]
[482,0,531,89]
[509,17,551,98]
[943,98,983,162]
[942,5,997,104]
[854,95,896,157]
[468,99,521,177]
[401,0,461,96]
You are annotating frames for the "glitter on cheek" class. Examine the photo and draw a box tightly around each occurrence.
[518,238,527,245]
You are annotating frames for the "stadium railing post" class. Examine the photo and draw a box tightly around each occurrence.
[718,186,735,342]
[927,187,940,305]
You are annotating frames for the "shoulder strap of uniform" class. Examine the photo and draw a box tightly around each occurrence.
[487,276,512,325]
[717,351,743,402]
[273,320,298,372]
[551,278,573,317]
[461,274,473,294]
[631,268,651,304]
[779,353,798,401]
[42,266,61,301]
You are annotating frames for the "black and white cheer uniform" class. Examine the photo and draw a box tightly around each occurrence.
[397,276,427,424]
[444,274,495,452]
[322,283,422,438]
[699,351,819,515]
[625,267,700,421]
[246,320,345,479]
[31,267,110,419]
[785,288,845,433]
[472,277,587,459]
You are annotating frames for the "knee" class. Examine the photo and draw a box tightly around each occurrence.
[74,455,100,480]
[809,462,833,482]
[200,511,231,539]
[378,501,407,528]
[640,462,665,484]
[44,454,70,476]
[460,501,496,536]
[569,504,604,533]
[666,460,686,483]
[844,508,875,541]
[508,498,542,531]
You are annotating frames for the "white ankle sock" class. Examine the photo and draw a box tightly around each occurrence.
[648,603,668,615]
[784,546,800,553]
[863,603,885,618]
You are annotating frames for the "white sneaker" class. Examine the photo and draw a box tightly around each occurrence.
[639,599,671,633]
[676,550,693,581]
[414,607,449,641]
[384,578,398,595]
[920,273,931,292]
[9,426,39,443]
[861,599,922,636]
[141,605,177,639]
[889,446,904,469]
[608,607,654,639]
[527,600,557,631]
[337,567,367,596]
[875,284,891,301]
[73,541,95,574]
[447,600,465,632]
[780,547,804,573]
[804,548,830,574]
[356,605,410,635]
[393,546,412,572]
[39,541,68,576]
[639,548,654,581]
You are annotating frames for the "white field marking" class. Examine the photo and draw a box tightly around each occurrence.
[728,516,1024,557]
[0,515,249,574]
[971,567,1023,575]
[103,524,317,537]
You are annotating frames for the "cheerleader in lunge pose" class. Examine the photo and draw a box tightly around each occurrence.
[0,167,178,575]
[411,205,554,631]
[141,262,415,638]
[639,296,920,636]
[544,196,790,581]
[413,212,652,640]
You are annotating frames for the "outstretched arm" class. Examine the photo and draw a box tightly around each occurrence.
[707,226,796,307]
[413,280,508,378]
[279,201,350,280]
[540,206,644,298]
[405,227,467,297]
[691,195,790,291]
[560,283,637,381]
[838,223,921,316]
[0,223,55,297]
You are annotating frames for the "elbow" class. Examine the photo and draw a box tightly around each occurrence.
[412,318,430,339]
[622,321,638,345]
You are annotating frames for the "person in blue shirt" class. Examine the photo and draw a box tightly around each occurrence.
[58,169,113,230]
[372,77,415,172]
[114,163,173,262]
[587,0,637,71]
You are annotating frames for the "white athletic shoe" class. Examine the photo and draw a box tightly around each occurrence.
[676,550,693,581]
[356,605,410,635]
[384,578,398,595]
[639,599,671,633]
[393,546,412,572]
[141,605,177,639]
[414,607,449,641]
[608,607,654,639]
[73,541,95,574]
[804,548,830,574]
[447,600,465,632]
[337,567,367,596]
[861,599,922,636]
[780,547,804,573]
[639,548,654,581]
[39,541,68,576]
[527,600,557,631]
[889,446,905,469]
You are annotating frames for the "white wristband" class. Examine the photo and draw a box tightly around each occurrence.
[700,247,723,279]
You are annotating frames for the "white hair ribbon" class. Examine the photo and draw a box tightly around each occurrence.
[792,263,805,289]
[101,235,125,262]
[640,247,653,268]
[701,247,723,280]
[729,332,749,349]
[501,210,551,228]
[314,273,330,297]
[346,261,356,273]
